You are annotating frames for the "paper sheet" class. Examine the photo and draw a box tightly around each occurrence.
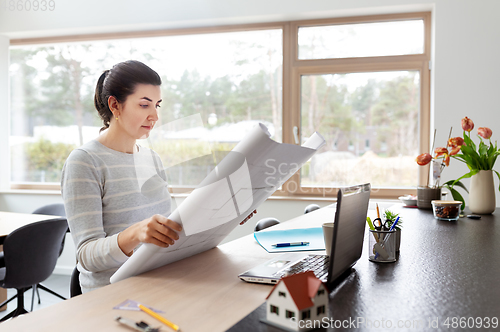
[111,123,325,283]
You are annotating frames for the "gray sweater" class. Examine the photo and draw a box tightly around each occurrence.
[61,140,171,293]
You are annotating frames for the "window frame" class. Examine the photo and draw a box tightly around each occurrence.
[8,12,431,199]
[282,12,431,199]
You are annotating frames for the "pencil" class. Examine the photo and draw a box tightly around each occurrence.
[376,203,381,219]
[138,304,180,331]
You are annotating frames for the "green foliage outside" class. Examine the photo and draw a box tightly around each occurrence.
[153,140,237,186]
[23,138,75,182]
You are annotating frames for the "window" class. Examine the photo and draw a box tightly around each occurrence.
[9,29,282,190]
[298,19,424,59]
[8,12,430,197]
[317,289,325,296]
[270,305,279,316]
[279,291,286,297]
[286,310,295,319]
[301,309,311,320]
[286,12,431,198]
[300,71,421,188]
[317,305,325,315]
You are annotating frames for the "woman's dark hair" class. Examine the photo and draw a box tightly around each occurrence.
[94,60,162,132]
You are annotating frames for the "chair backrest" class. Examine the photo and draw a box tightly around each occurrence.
[32,203,67,257]
[32,203,66,217]
[1,218,68,289]
[254,217,280,232]
[304,203,320,214]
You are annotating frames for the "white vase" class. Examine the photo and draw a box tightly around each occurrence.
[469,170,496,214]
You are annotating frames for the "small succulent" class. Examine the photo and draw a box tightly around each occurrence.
[383,210,403,231]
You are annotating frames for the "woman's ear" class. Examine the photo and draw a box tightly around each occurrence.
[108,96,121,116]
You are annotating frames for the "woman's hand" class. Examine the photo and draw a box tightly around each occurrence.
[240,209,257,225]
[118,214,182,256]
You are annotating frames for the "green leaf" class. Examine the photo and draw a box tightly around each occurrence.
[479,140,488,157]
[494,169,500,192]
[453,170,479,185]
[460,145,480,170]
[445,185,466,211]
[451,154,468,163]
[443,179,469,193]
[464,132,477,151]
[487,142,495,156]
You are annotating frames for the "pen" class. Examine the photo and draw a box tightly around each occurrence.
[138,304,180,331]
[272,242,310,247]
[388,216,400,232]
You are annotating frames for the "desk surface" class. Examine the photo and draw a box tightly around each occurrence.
[0,212,62,242]
[2,206,500,331]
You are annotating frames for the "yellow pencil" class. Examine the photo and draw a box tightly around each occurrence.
[138,304,180,331]
[376,203,381,219]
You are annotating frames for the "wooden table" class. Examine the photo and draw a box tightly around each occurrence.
[1,206,500,331]
[0,212,61,244]
[0,212,63,311]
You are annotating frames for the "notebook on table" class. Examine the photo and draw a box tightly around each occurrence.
[238,183,371,287]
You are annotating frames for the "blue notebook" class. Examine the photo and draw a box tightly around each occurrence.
[253,227,325,253]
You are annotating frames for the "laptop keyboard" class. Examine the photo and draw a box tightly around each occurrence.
[272,255,329,281]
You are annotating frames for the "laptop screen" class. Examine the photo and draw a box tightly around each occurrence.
[328,183,371,284]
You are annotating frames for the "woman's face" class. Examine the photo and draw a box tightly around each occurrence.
[112,84,162,140]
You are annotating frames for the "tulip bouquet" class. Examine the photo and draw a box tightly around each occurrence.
[416,117,500,208]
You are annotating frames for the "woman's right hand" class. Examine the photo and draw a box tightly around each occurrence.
[118,214,183,256]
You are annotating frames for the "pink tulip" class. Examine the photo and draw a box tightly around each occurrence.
[461,117,474,132]
[434,147,448,158]
[448,137,465,147]
[449,145,461,156]
[434,147,450,166]
[416,153,432,165]
[478,127,492,139]
[443,154,450,166]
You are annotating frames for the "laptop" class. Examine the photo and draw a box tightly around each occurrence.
[238,183,371,287]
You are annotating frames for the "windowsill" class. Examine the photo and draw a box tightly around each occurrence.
[0,189,400,206]
[0,189,62,195]
[0,188,339,202]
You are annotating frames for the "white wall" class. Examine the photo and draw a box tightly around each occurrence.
[2,0,500,274]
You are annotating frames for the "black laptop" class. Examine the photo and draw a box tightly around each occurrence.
[238,183,371,286]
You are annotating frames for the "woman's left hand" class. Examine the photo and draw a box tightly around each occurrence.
[240,209,257,225]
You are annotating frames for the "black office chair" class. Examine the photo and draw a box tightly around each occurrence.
[30,204,68,308]
[70,266,82,298]
[254,217,280,232]
[0,204,68,311]
[304,204,320,214]
[0,218,68,321]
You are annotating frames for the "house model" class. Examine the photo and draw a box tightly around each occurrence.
[265,271,329,331]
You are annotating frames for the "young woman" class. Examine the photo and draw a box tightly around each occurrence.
[61,60,183,293]
[63,60,254,293]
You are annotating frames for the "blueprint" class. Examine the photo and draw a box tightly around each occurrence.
[111,123,325,283]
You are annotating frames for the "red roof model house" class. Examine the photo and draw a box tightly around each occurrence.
[265,271,329,331]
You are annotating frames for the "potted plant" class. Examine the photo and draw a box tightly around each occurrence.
[416,117,500,213]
